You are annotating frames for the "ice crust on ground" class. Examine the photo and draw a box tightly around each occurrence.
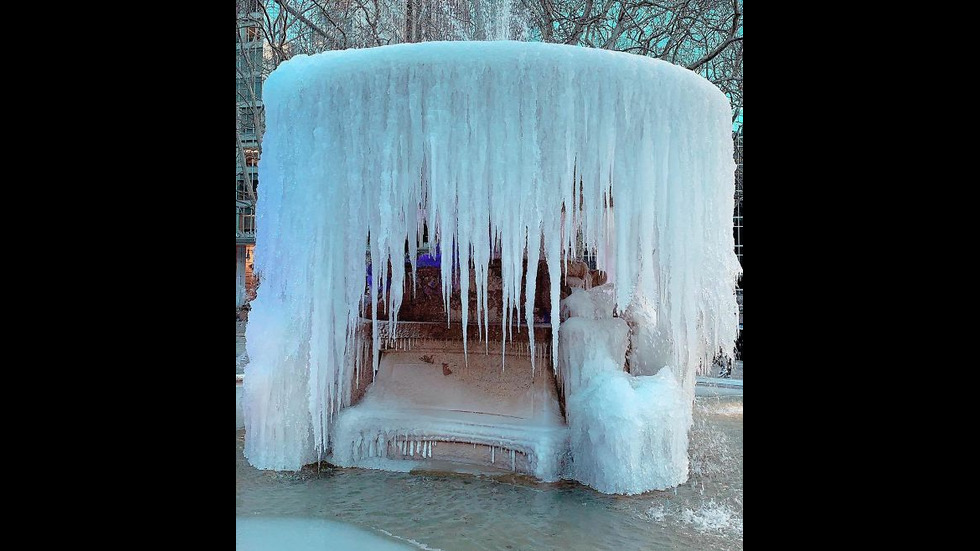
[244,41,740,476]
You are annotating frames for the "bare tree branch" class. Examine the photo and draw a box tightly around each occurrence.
[273,0,330,38]
[686,0,741,71]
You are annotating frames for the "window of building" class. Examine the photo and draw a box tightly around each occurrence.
[237,175,259,200]
[239,106,262,137]
[733,131,742,264]
[238,0,262,14]
[235,76,263,102]
[239,206,256,235]
[733,201,742,261]
[240,115,256,135]
[236,78,250,101]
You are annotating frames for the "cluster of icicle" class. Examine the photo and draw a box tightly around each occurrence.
[244,41,740,471]
[336,432,523,473]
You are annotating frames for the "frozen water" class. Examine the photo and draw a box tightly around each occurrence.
[556,315,629,400]
[567,367,690,494]
[331,350,568,481]
[244,41,740,479]
[559,284,616,321]
[621,295,674,377]
[558,289,690,493]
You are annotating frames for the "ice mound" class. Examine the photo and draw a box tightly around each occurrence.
[559,283,617,321]
[621,298,674,377]
[559,286,692,494]
[567,367,690,494]
[556,316,629,399]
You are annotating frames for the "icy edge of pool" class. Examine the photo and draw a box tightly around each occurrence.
[236,517,434,551]
[237,374,741,431]
[694,377,743,397]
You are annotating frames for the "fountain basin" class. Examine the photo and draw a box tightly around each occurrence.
[331,346,567,480]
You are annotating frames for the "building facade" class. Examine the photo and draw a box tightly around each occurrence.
[236,1,264,311]
[734,129,742,357]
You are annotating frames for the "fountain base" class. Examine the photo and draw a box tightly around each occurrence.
[332,343,568,480]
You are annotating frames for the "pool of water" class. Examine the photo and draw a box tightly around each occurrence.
[236,395,742,550]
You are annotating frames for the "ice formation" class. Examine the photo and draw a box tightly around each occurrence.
[559,285,616,321]
[568,367,690,493]
[244,41,740,482]
[330,350,567,481]
[556,284,690,492]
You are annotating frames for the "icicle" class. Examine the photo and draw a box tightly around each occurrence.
[460,247,470,368]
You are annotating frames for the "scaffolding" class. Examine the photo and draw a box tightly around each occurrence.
[734,129,742,264]
[733,129,742,359]
[237,3,264,309]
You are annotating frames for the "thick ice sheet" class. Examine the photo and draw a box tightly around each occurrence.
[244,41,740,473]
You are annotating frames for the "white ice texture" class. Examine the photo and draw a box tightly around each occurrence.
[568,367,690,494]
[558,291,690,493]
[559,284,616,322]
[329,349,568,481]
[244,41,741,480]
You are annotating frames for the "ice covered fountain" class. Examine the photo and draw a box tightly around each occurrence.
[243,41,740,495]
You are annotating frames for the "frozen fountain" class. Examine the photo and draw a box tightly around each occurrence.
[243,41,740,495]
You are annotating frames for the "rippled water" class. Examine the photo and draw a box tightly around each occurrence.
[237,395,742,550]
